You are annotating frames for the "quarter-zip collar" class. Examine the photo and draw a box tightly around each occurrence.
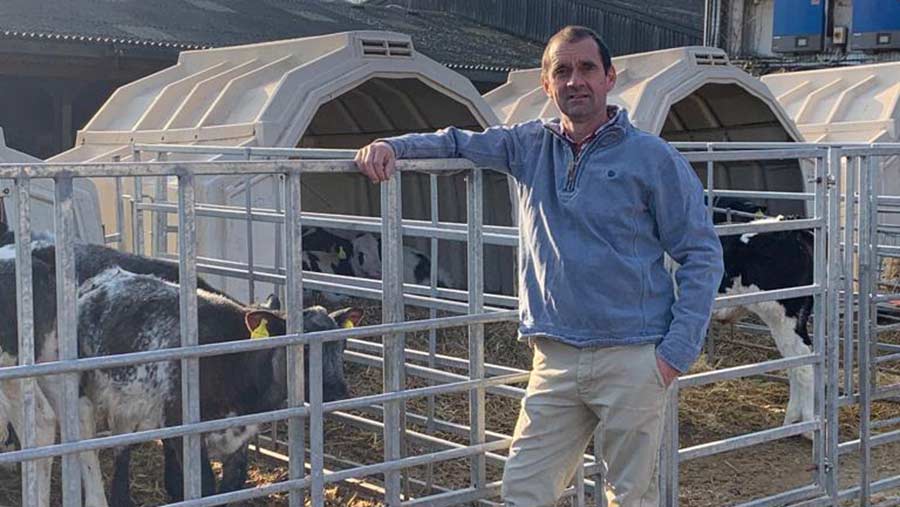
[543,106,624,156]
[543,107,629,193]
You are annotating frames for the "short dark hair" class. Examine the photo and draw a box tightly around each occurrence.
[541,26,613,78]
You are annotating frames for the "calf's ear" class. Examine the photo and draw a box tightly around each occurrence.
[262,294,282,310]
[329,307,364,329]
[245,310,285,339]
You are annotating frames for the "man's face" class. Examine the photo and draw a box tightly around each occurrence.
[541,37,617,124]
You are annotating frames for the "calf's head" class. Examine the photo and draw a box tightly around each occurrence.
[243,304,362,410]
[350,233,382,279]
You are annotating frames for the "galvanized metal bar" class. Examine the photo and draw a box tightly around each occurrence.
[401,482,503,507]
[345,338,525,377]
[133,142,359,159]
[324,438,512,485]
[825,147,842,502]
[322,373,529,416]
[274,169,285,305]
[309,338,325,506]
[811,155,828,491]
[135,200,520,247]
[154,251,519,309]
[157,257,516,313]
[838,425,900,454]
[678,421,819,461]
[0,158,478,179]
[284,169,306,507]
[466,168,486,489]
[161,475,313,507]
[176,170,203,501]
[681,147,826,162]
[327,410,509,465]
[869,415,900,430]
[665,382,680,507]
[112,154,125,248]
[54,174,82,507]
[291,170,325,506]
[705,146,717,364]
[713,284,822,309]
[153,151,168,257]
[0,310,519,383]
[132,150,145,254]
[13,174,40,506]
[703,188,816,202]
[425,172,439,493]
[382,173,406,506]
[839,146,900,157]
[244,174,256,303]
[857,155,874,506]
[679,354,819,388]
[715,217,824,237]
[0,404,311,465]
[731,484,824,507]
[844,155,858,397]
[575,463,586,507]
[343,351,526,401]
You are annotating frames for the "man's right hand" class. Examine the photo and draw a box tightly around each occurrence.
[354,141,397,183]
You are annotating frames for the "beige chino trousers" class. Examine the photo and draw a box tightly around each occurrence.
[502,337,669,507]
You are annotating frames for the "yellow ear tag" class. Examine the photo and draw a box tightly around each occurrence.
[342,319,355,329]
[337,246,347,260]
[754,210,765,218]
[250,318,270,339]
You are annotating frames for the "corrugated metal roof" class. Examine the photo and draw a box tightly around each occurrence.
[0,0,542,71]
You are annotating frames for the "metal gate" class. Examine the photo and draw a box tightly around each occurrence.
[1,143,900,506]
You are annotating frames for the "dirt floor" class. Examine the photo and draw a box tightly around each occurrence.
[3,297,900,506]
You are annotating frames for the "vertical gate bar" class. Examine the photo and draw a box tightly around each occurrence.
[132,151,144,255]
[668,382,680,507]
[825,148,841,502]
[705,148,717,363]
[310,333,325,507]
[425,173,439,494]
[382,174,405,506]
[177,170,202,500]
[467,168,486,488]
[113,154,125,249]
[659,395,670,507]
[54,175,81,507]
[153,152,168,257]
[14,174,40,506]
[575,464,586,507]
[244,146,256,303]
[593,428,606,507]
[812,155,827,489]
[285,170,307,507]
[858,155,873,507]
[274,169,285,304]
[843,155,858,398]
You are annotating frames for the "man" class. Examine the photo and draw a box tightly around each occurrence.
[355,26,723,507]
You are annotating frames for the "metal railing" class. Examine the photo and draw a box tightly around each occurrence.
[1,142,900,506]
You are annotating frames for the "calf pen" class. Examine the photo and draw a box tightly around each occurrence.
[0,143,899,506]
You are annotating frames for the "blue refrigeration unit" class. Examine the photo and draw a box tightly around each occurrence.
[852,0,900,50]
[772,0,827,52]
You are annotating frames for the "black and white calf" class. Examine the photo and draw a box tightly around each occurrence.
[714,216,815,428]
[1,223,358,503]
[350,233,456,288]
[75,268,361,506]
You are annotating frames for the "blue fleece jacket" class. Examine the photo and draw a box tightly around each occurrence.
[383,109,723,373]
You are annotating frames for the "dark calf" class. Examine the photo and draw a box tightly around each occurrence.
[75,268,361,506]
